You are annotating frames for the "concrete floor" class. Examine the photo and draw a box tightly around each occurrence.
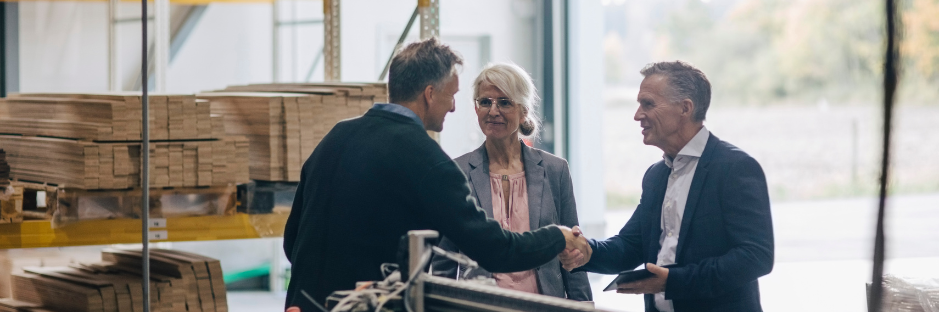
[227,193,939,312]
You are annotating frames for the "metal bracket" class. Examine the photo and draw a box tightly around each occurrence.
[418,0,439,39]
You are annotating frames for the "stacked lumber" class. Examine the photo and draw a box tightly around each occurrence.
[0,298,42,312]
[201,82,387,181]
[0,149,9,187]
[0,135,248,189]
[102,248,227,312]
[1,93,223,141]
[8,249,226,312]
[0,249,102,299]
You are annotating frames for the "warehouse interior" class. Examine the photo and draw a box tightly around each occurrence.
[1,0,938,311]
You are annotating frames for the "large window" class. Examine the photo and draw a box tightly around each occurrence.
[598,0,939,311]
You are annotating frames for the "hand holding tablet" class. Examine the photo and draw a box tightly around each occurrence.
[603,263,678,292]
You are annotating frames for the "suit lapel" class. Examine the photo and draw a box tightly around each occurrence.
[676,134,719,258]
[467,145,494,217]
[521,144,545,230]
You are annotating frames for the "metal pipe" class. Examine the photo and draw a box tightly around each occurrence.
[378,7,418,81]
[869,0,899,310]
[141,0,151,311]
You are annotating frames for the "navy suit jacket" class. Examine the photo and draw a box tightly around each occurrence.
[579,134,774,312]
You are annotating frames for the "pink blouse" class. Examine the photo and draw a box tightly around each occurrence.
[489,171,539,294]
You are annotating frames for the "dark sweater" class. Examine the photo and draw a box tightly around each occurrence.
[283,108,566,310]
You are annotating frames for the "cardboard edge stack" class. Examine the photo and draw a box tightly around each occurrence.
[0,93,250,222]
[201,82,387,182]
[0,93,248,190]
[5,248,226,312]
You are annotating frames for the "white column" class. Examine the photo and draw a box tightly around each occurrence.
[272,0,280,82]
[567,0,606,239]
[108,0,120,91]
[154,0,169,92]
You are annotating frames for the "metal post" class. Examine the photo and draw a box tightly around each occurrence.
[323,0,340,82]
[407,230,438,312]
[141,0,151,311]
[272,0,279,82]
[552,0,566,160]
[1,3,19,98]
[154,0,169,92]
[869,0,900,310]
[418,0,439,141]
[108,0,120,91]
[418,0,439,39]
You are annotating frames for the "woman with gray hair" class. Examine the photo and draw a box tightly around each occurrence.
[433,62,592,301]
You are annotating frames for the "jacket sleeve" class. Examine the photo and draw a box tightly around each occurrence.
[283,172,306,264]
[418,160,566,273]
[664,156,775,300]
[556,161,593,301]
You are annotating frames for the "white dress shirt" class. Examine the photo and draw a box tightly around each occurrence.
[654,126,710,312]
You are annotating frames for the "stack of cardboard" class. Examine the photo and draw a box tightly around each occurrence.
[8,249,227,312]
[101,248,227,312]
[0,149,9,187]
[0,298,43,312]
[201,82,387,181]
[0,93,223,141]
[0,92,247,190]
[0,136,248,189]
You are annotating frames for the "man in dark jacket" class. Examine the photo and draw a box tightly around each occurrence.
[561,61,774,312]
[283,37,586,311]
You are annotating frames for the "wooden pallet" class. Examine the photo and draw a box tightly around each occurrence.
[53,185,238,225]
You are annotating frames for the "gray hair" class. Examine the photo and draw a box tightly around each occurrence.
[473,62,541,138]
[388,37,464,103]
[639,61,711,122]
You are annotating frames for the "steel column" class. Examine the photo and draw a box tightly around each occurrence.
[323,0,340,82]
[418,0,438,39]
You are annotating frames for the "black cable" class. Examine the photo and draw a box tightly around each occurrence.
[869,0,899,311]
[300,289,330,312]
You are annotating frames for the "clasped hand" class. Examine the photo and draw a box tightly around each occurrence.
[557,225,591,271]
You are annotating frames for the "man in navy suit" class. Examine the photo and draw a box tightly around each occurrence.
[561,61,774,312]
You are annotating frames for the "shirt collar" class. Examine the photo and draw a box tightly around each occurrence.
[372,103,424,128]
[663,126,710,168]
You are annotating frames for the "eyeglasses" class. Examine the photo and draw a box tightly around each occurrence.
[475,97,517,113]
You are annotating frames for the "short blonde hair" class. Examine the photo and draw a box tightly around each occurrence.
[472,62,541,138]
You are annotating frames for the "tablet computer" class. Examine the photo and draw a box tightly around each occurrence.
[602,264,678,292]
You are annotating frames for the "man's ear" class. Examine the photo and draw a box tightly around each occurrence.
[681,99,695,117]
[422,85,435,106]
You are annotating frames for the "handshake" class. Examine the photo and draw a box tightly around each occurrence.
[557,225,592,271]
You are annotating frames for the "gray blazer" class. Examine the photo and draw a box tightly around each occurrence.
[432,142,593,301]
